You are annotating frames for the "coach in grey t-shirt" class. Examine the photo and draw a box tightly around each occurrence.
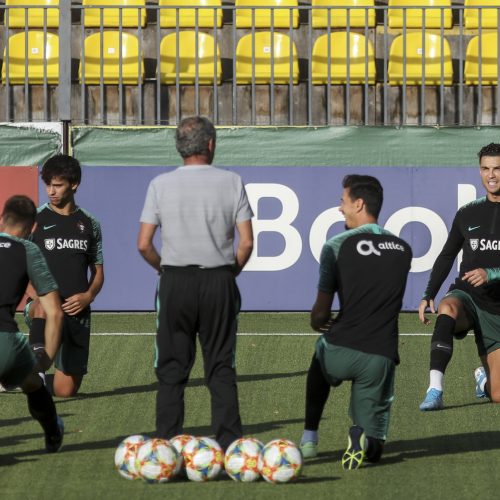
[137,116,254,450]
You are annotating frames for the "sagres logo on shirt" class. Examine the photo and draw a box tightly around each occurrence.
[44,238,88,251]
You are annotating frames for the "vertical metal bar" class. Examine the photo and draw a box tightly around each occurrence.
[288,8,294,125]
[138,6,143,124]
[307,6,312,125]
[270,10,275,125]
[232,7,237,125]
[478,10,482,125]
[326,8,331,124]
[118,9,123,124]
[24,22,29,121]
[383,8,388,125]
[402,9,407,126]
[81,7,86,123]
[364,7,369,125]
[421,11,426,125]
[251,13,256,125]
[4,9,10,121]
[156,6,161,124]
[440,10,444,125]
[175,11,180,124]
[213,8,218,124]
[346,9,350,125]
[458,7,463,125]
[195,11,200,116]
[43,11,48,121]
[99,9,105,124]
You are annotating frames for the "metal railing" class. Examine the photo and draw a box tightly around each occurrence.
[0,4,499,126]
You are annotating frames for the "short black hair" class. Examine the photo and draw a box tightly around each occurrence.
[41,154,81,185]
[1,194,37,230]
[175,116,216,159]
[478,143,500,161]
[342,174,383,218]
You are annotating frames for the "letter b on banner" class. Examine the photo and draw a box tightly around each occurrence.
[245,183,302,271]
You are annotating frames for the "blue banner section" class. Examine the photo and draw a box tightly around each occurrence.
[44,166,484,311]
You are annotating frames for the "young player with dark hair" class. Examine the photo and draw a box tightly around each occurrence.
[0,195,64,452]
[26,154,104,397]
[419,143,500,410]
[300,175,412,469]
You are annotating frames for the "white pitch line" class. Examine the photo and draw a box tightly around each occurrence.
[90,332,445,337]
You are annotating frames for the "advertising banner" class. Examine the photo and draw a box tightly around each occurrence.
[65,165,484,311]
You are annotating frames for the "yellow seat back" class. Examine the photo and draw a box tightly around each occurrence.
[82,0,146,28]
[311,0,376,29]
[388,0,453,29]
[465,33,498,85]
[5,0,59,28]
[312,32,376,84]
[235,0,299,29]
[160,31,221,84]
[236,32,298,84]
[159,0,222,28]
[79,32,144,84]
[464,0,500,29]
[2,31,59,84]
[388,32,453,85]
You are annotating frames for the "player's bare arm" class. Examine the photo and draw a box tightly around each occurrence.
[234,219,254,276]
[418,299,435,325]
[61,264,104,316]
[36,290,63,369]
[137,222,161,272]
[462,268,488,287]
[310,291,334,332]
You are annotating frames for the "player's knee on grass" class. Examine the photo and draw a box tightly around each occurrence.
[53,373,83,398]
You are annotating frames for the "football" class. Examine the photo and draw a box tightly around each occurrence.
[182,436,224,481]
[258,439,303,483]
[224,437,264,482]
[136,438,181,483]
[114,434,149,480]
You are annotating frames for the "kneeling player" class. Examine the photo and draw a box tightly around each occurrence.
[0,195,64,452]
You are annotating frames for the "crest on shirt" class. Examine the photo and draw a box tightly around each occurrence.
[44,238,55,251]
[76,221,86,233]
[470,239,479,251]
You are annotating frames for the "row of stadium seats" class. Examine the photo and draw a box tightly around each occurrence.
[1,29,498,86]
[2,0,500,29]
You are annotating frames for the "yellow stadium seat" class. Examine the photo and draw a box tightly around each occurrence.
[312,32,376,84]
[4,0,59,28]
[2,31,59,84]
[236,32,298,84]
[464,0,500,29]
[159,0,222,28]
[79,32,144,85]
[235,0,299,29]
[388,32,453,85]
[465,33,499,85]
[388,0,453,29]
[82,0,146,28]
[311,0,376,29]
[160,31,221,84]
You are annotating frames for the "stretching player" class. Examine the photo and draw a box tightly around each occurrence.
[300,175,412,469]
[419,143,500,410]
[0,195,64,452]
[27,154,104,397]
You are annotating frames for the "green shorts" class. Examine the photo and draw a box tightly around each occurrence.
[0,331,35,386]
[445,289,500,356]
[315,337,395,441]
[24,301,91,376]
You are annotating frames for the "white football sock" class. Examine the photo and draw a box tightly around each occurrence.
[428,370,444,392]
[301,430,318,444]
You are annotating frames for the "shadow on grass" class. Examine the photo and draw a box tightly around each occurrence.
[308,430,500,467]
[55,371,307,402]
